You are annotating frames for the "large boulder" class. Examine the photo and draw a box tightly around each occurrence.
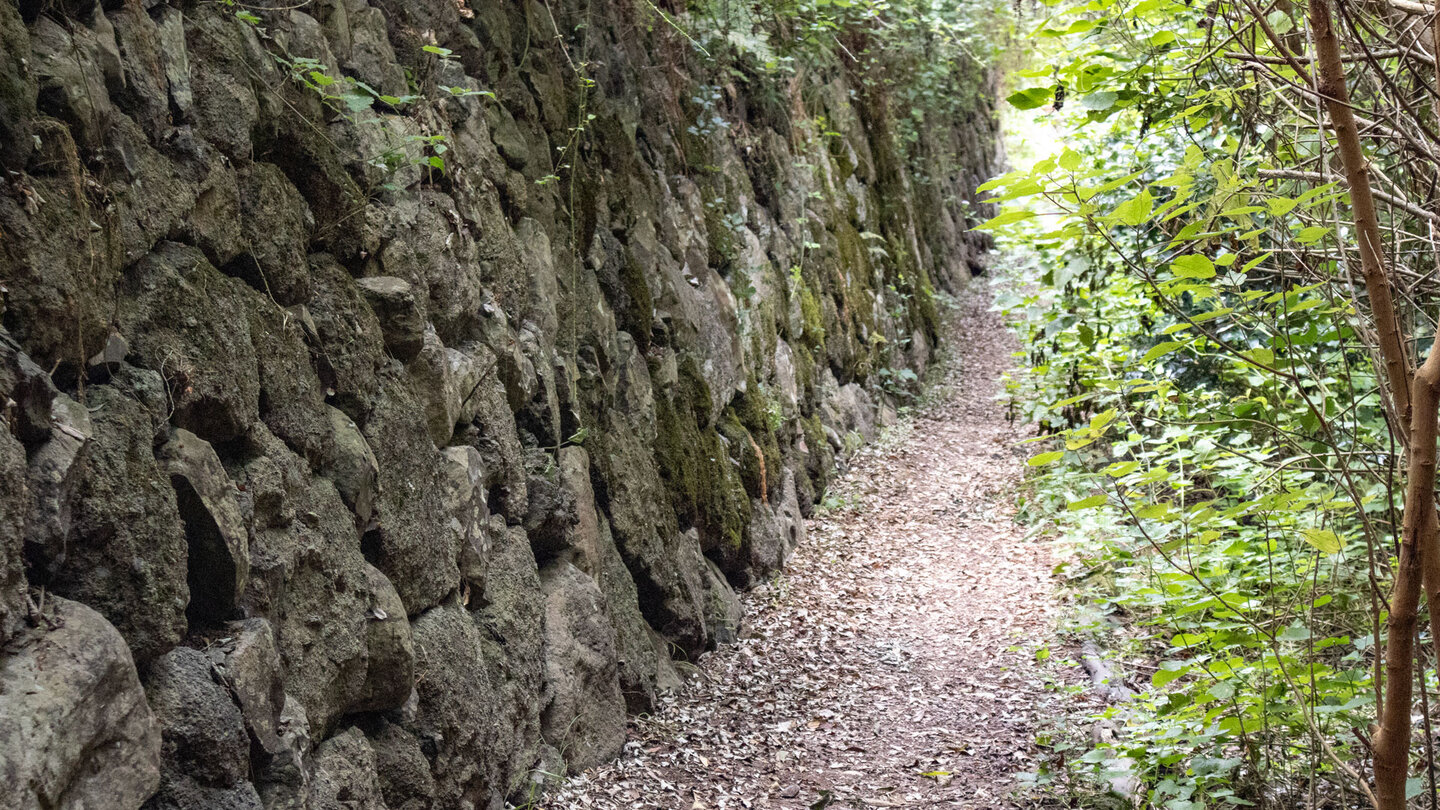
[143,647,262,809]
[0,0,35,171]
[232,163,315,307]
[116,243,262,444]
[559,447,669,710]
[255,695,313,810]
[182,4,265,161]
[304,255,387,421]
[28,15,113,153]
[0,597,162,810]
[22,390,89,570]
[539,562,626,772]
[474,522,546,797]
[367,719,435,810]
[373,192,486,346]
[746,468,807,577]
[361,370,460,615]
[0,427,28,644]
[244,297,334,468]
[106,2,171,141]
[318,406,380,527]
[407,603,499,806]
[34,385,188,665]
[356,276,426,364]
[438,445,491,595]
[312,728,387,810]
[700,552,744,646]
[587,408,710,656]
[158,429,251,626]
[209,619,286,755]
[230,427,413,738]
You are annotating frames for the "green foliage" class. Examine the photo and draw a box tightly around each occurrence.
[873,365,919,399]
[258,20,499,188]
[274,54,421,115]
[980,0,1435,803]
[999,243,1380,804]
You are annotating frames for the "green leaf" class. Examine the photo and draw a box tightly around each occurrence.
[1295,225,1331,244]
[1300,528,1341,554]
[975,209,1037,230]
[1068,494,1109,511]
[1279,623,1313,641]
[1297,182,1339,204]
[1142,341,1184,363]
[1241,252,1272,273]
[1171,255,1216,279]
[1152,665,1189,687]
[1267,197,1297,216]
[977,171,1024,192]
[1081,91,1119,111]
[1241,347,1275,367]
[1028,450,1066,466]
[1111,189,1154,226]
[339,93,373,112]
[1007,87,1053,110]
[1171,632,1207,647]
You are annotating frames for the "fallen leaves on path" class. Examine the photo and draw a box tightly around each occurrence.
[543,287,1074,809]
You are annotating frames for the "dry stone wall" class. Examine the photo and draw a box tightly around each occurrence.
[0,0,998,807]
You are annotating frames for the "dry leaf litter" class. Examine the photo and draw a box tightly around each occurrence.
[542,287,1074,809]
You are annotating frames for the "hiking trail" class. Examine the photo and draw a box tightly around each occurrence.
[546,285,1069,809]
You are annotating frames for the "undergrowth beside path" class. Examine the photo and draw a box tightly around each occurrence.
[544,285,1075,809]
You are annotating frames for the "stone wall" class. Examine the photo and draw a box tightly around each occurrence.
[0,0,998,807]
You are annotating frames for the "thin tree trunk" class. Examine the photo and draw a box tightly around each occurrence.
[1375,330,1440,809]
[1308,0,1412,432]
[1308,1,1440,805]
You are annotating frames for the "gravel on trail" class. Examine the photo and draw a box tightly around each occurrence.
[542,286,1071,809]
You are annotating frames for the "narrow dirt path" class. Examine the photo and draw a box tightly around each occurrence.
[546,287,1066,809]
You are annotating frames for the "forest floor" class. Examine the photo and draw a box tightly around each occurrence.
[542,285,1076,809]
